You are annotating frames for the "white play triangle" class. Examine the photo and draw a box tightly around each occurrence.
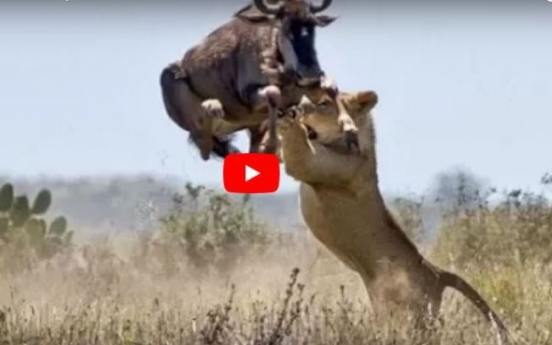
[245,165,260,182]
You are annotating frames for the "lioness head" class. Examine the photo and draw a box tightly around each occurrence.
[296,90,379,154]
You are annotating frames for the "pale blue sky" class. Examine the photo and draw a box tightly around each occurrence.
[1,1,551,195]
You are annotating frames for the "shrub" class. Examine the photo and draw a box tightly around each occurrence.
[158,183,270,275]
[431,178,552,269]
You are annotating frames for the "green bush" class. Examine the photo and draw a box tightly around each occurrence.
[431,178,552,269]
[158,183,269,275]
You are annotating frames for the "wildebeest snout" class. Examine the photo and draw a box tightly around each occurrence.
[296,65,324,86]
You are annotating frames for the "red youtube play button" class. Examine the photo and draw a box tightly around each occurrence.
[223,153,280,194]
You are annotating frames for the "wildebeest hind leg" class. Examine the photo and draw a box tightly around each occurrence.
[211,136,240,159]
[159,64,225,161]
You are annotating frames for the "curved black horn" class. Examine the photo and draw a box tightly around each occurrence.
[253,0,283,15]
[310,0,333,13]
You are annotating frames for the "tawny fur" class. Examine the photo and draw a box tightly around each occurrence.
[277,91,510,345]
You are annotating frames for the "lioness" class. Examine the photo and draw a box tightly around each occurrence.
[277,91,509,344]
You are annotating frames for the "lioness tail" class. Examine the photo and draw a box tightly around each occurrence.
[440,271,509,345]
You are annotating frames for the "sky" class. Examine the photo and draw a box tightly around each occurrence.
[0,0,551,195]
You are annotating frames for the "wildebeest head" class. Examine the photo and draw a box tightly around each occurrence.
[238,0,337,87]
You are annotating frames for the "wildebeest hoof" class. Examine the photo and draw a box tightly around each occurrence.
[200,151,211,161]
[320,77,338,98]
[201,99,225,119]
[259,85,282,108]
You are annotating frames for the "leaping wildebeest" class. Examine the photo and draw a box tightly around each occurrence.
[160,0,358,161]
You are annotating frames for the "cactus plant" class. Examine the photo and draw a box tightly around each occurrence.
[25,218,47,239]
[31,189,52,215]
[0,218,8,238]
[0,183,13,212]
[11,196,31,227]
[0,182,74,260]
[64,230,74,245]
[49,216,67,236]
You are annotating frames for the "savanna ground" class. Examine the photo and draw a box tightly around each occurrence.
[1,174,552,345]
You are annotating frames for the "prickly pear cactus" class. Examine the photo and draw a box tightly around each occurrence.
[11,196,31,227]
[0,183,13,212]
[31,189,52,215]
[49,216,67,235]
[0,182,75,260]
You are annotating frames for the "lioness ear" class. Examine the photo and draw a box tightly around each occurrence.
[355,91,378,110]
[314,15,338,27]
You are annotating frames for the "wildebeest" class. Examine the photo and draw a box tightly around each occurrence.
[160,0,358,161]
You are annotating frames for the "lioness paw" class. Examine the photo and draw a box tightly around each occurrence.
[276,114,295,130]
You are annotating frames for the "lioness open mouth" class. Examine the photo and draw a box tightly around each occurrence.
[306,125,361,155]
[305,124,318,140]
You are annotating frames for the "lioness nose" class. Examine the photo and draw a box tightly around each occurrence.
[344,130,359,151]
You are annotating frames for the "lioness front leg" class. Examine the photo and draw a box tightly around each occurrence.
[277,110,363,186]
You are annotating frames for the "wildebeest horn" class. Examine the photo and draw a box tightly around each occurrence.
[310,0,333,13]
[253,0,283,15]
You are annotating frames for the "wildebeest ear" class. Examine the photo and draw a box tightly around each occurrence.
[314,15,338,27]
[355,91,379,110]
[235,4,272,22]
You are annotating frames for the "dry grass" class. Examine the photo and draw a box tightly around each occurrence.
[1,183,551,345]
[0,232,550,345]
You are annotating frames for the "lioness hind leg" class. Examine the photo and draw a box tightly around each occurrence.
[159,63,225,161]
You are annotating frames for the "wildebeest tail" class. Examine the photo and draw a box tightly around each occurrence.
[440,270,509,344]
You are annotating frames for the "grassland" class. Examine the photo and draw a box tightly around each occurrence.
[0,182,551,345]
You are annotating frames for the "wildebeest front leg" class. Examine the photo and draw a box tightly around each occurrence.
[249,85,282,155]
